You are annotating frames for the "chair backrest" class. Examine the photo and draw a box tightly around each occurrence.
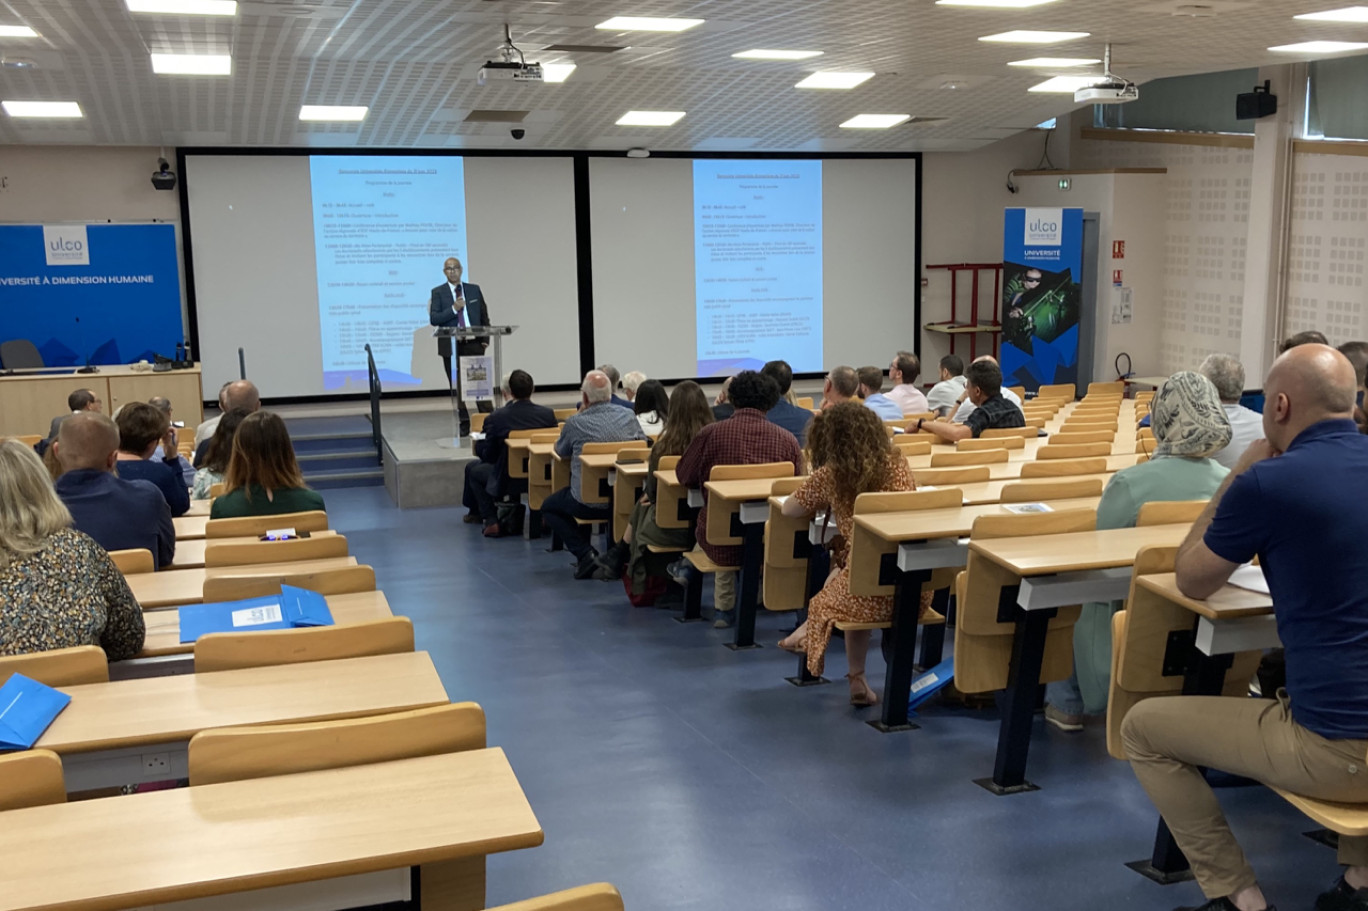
[981,426,1038,440]
[203,533,349,567]
[771,476,805,496]
[1087,381,1126,396]
[1136,499,1207,527]
[709,461,796,481]
[706,462,795,546]
[209,482,226,498]
[204,510,330,539]
[658,454,680,471]
[1019,457,1108,478]
[615,445,650,465]
[893,437,933,455]
[14,434,43,447]
[201,564,377,602]
[999,478,1104,503]
[0,338,44,369]
[1037,383,1076,401]
[108,548,155,574]
[1061,420,1119,433]
[470,412,488,433]
[1037,442,1111,460]
[188,702,485,786]
[489,884,625,911]
[958,436,1024,451]
[652,456,690,530]
[848,488,966,598]
[795,396,814,409]
[507,428,542,440]
[553,407,577,421]
[0,750,65,811]
[581,440,639,456]
[194,616,415,673]
[531,430,560,443]
[968,506,1097,542]
[854,487,962,514]
[1136,427,1156,442]
[930,448,1009,467]
[1050,431,1114,446]
[0,645,109,688]
[913,465,991,485]
[1006,386,1026,402]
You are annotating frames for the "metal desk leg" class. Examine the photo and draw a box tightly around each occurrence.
[727,522,765,650]
[976,585,1053,794]
[677,567,704,623]
[870,568,932,733]
[787,546,830,687]
[918,588,950,669]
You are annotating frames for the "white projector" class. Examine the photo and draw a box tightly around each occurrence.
[1075,80,1139,104]
[478,61,544,85]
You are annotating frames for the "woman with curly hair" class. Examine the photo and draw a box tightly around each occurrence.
[777,401,928,706]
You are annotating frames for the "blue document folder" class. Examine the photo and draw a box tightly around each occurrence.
[177,585,335,644]
[0,673,72,751]
[907,658,955,715]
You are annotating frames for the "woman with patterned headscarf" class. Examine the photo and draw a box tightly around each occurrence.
[1045,372,1234,729]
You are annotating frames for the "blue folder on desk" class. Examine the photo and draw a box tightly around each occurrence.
[177,585,335,644]
[0,673,72,751]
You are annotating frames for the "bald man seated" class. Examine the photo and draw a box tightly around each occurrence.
[1121,344,1368,911]
[194,379,261,468]
[53,412,175,569]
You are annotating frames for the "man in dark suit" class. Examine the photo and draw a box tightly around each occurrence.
[429,256,492,435]
[463,369,557,536]
[42,388,102,446]
[761,360,813,445]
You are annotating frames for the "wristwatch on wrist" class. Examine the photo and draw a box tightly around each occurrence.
[916,418,924,432]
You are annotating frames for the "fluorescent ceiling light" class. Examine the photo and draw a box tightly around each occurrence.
[733,48,824,60]
[2,100,83,118]
[596,16,703,32]
[616,110,686,126]
[1008,57,1101,67]
[541,62,576,83]
[0,25,39,38]
[795,71,875,89]
[980,30,1091,43]
[151,53,231,75]
[1294,6,1368,22]
[126,0,237,14]
[1029,75,1106,92]
[1268,40,1368,53]
[938,0,1059,6]
[840,114,911,129]
[299,105,368,122]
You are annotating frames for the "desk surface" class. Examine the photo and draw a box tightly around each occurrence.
[1138,572,1274,620]
[137,590,393,657]
[185,499,212,517]
[174,514,209,540]
[969,523,1190,575]
[128,556,359,608]
[954,473,1116,505]
[0,747,541,911]
[36,650,448,755]
[705,477,794,502]
[908,452,1138,477]
[168,530,342,571]
[852,497,1101,543]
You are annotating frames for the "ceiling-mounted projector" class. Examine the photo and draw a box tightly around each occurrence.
[478,23,542,86]
[1073,43,1137,105]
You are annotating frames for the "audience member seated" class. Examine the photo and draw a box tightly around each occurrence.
[148,395,195,487]
[761,359,813,445]
[677,371,802,628]
[594,381,714,590]
[857,366,905,420]
[1280,329,1328,353]
[777,403,927,706]
[52,412,175,569]
[194,380,261,467]
[918,359,1024,442]
[114,403,190,517]
[633,379,669,435]
[192,407,251,500]
[210,411,326,519]
[0,440,145,659]
[712,376,735,421]
[45,387,102,443]
[596,363,634,409]
[621,371,646,404]
[1197,354,1263,470]
[884,351,930,416]
[951,356,1022,423]
[926,355,967,417]
[1123,344,1368,911]
[1338,340,1368,431]
[820,365,859,410]
[463,369,556,536]
[540,371,647,579]
[1044,371,1230,732]
[194,381,232,447]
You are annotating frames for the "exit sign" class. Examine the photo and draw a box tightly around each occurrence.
[1058,178,1071,190]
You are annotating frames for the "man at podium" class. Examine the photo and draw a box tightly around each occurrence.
[429,256,493,434]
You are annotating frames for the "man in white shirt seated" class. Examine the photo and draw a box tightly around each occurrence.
[926,355,968,417]
[1198,353,1264,470]
[884,351,929,415]
[952,355,1022,423]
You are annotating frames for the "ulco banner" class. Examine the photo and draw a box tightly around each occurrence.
[1000,207,1083,392]
[0,223,182,367]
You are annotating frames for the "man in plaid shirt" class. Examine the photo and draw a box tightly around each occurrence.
[677,371,803,627]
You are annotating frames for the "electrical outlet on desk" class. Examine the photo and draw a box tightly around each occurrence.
[141,751,170,777]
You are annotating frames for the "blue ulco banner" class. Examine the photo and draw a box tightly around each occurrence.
[1001,208,1083,392]
[0,224,182,366]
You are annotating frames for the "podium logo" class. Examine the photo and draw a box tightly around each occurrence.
[43,225,90,266]
[1023,208,1063,247]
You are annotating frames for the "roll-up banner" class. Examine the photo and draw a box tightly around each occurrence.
[1000,208,1084,392]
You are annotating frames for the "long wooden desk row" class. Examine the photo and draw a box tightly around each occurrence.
[126,556,359,608]
[167,529,342,570]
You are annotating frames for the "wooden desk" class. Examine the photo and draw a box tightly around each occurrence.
[506,437,532,479]
[0,363,203,439]
[168,530,342,570]
[185,498,212,517]
[0,747,542,911]
[525,442,556,510]
[703,476,788,649]
[40,650,449,792]
[174,514,209,540]
[612,460,649,542]
[907,452,1138,478]
[128,556,359,608]
[578,451,618,506]
[955,473,1116,505]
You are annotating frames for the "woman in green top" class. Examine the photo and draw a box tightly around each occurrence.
[208,411,326,519]
[1045,371,1232,728]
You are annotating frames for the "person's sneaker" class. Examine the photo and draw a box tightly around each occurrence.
[667,559,694,589]
[573,549,600,580]
[1317,875,1368,911]
[462,512,483,524]
[1175,897,1276,911]
[1044,703,1084,732]
[713,611,734,629]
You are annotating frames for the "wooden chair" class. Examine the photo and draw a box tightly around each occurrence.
[471,412,488,433]
[929,449,1009,467]
[958,436,1024,452]
[201,564,376,602]
[0,750,66,811]
[1136,427,1156,442]
[1087,381,1126,397]
[209,482,225,498]
[892,438,932,455]
[553,407,577,421]
[953,509,1096,693]
[1272,778,1368,845]
[1049,431,1114,446]
[13,433,44,447]
[194,616,415,673]
[108,548,155,574]
[705,462,795,548]
[652,455,690,531]
[913,465,990,486]
[488,884,624,911]
[204,510,329,539]
[1136,500,1207,526]
[981,427,1038,440]
[1006,386,1026,402]
[763,477,812,612]
[1037,383,1076,401]
[999,478,1104,503]
[1135,391,1155,404]
[1062,418,1119,431]
[1036,442,1111,460]
[1019,456,1109,478]
[848,488,964,599]
[578,440,640,505]
[203,533,349,567]
[0,645,109,688]
[187,702,484,785]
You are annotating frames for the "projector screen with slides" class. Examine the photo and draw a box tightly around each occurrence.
[590,156,919,379]
[183,153,580,398]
